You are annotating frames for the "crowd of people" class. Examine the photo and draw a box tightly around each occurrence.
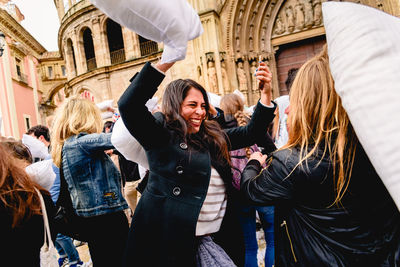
[1,43,400,267]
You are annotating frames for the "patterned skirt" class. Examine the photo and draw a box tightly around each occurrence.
[196,236,236,267]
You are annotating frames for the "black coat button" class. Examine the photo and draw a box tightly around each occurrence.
[176,166,184,174]
[179,143,188,150]
[173,187,181,196]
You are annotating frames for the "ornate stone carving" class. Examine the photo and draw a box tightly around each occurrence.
[303,0,314,28]
[221,61,230,93]
[207,61,218,93]
[313,0,322,25]
[274,14,286,35]
[249,60,258,91]
[376,0,384,10]
[294,2,305,30]
[249,37,254,51]
[236,61,248,92]
[238,8,244,20]
[236,23,241,35]
[285,6,295,33]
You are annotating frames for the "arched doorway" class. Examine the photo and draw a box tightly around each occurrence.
[82,28,97,71]
[275,35,326,95]
[106,19,125,64]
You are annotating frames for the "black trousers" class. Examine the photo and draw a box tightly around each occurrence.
[79,210,129,267]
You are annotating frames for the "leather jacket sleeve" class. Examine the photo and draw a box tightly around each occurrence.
[240,157,294,205]
[225,101,276,151]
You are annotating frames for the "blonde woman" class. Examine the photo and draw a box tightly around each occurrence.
[51,98,128,267]
[241,46,400,266]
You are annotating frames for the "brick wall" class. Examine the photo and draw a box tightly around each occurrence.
[275,35,326,95]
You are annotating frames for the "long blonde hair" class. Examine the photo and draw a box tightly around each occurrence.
[51,97,103,167]
[284,45,357,206]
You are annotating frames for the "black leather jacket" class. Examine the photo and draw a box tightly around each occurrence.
[241,145,400,266]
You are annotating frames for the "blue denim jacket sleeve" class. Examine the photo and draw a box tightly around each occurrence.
[76,133,114,154]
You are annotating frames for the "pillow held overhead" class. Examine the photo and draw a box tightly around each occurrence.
[322,2,400,209]
[90,0,203,63]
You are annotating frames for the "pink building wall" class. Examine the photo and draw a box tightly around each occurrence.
[0,40,42,138]
[12,81,38,135]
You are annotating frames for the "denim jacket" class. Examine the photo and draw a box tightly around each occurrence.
[62,132,127,217]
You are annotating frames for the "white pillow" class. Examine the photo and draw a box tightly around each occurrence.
[323,2,400,209]
[111,118,149,170]
[90,0,203,63]
[22,134,49,160]
[26,159,56,191]
[207,92,221,108]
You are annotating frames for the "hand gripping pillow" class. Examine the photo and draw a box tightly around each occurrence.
[322,2,400,209]
[90,0,203,63]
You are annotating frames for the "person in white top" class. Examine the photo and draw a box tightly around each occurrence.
[273,68,298,148]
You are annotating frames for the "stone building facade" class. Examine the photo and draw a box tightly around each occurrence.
[47,0,400,111]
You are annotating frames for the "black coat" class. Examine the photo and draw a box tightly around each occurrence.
[118,62,276,267]
[241,145,400,266]
[0,190,56,267]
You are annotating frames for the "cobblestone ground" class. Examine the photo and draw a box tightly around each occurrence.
[73,229,267,266]
[257,229,267,267]
[76,243,91,263]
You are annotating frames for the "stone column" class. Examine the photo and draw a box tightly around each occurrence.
[64,42,76,79]
[132,34,141,58]
[91,17,107,67]
[122,27,136,60]
[71,31,85,75]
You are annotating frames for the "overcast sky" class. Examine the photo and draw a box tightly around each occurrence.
[13,0,60,51]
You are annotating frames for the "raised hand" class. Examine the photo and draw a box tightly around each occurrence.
[255,61,273,106]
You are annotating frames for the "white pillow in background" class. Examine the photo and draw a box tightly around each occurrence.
[90,0,203,63]
[96,99,114,112]
[207,92,221,108]
[111,118,149,170]
[26,159,56,191]
[22,134,49,160]
[323,2,400,209]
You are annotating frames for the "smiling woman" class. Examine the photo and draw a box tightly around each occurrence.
[180,88,206,134]
[117,59,276,267]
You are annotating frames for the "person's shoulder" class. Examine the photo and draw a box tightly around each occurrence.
[271,148,299,169]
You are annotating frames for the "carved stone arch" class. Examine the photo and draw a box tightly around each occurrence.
[76,22,93,41]
[225,0,242,54]
[44,83,66,105]
[99,14,108,34]
[240,0,268,55]
[258,0,283,54]
[99,15,111,65]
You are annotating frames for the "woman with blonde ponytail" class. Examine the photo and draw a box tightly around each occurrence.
[51,97,129,267]
[241,45,400,266]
